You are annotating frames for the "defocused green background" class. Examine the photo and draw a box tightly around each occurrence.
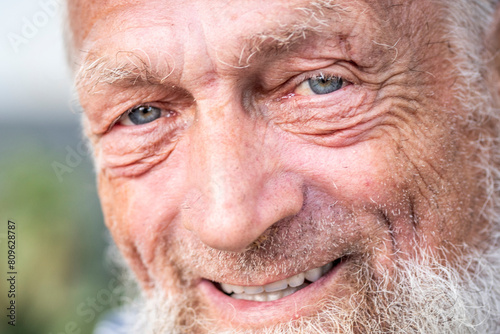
[0,2,122,334]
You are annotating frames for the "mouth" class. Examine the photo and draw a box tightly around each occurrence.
[198,256,349,328]
[215,259,341,302]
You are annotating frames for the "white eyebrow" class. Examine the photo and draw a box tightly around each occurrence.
[75,48,177,90]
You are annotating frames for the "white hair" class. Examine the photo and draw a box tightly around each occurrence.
[441,0,500,236]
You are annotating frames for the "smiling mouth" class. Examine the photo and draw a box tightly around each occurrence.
[216,259,342,302]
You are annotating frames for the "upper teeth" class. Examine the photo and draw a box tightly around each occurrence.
[219,261,334,302]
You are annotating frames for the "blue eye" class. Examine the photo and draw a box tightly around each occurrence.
[123,106,162,125]
[308,76,344,95]
[295,74,346,96]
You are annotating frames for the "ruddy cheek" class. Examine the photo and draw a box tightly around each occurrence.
[113,166,187,265]
[97,174,166,283]
[292,138,398,205]
[99,178,158,288]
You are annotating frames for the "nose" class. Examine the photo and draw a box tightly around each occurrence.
[182,99,304,252]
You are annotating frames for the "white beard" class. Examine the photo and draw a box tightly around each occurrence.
[116,234,500,334]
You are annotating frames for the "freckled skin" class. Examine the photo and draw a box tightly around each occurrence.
[70,0,497,331]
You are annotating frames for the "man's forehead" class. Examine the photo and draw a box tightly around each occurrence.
[68,0,138,51]
[69,0,405,58]
[71,0,412,82]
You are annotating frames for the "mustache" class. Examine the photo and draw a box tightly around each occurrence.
[173,210,366,284]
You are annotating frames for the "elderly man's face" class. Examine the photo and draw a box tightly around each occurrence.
[72,0,500,332]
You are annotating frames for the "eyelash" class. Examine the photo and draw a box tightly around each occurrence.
[296,71,349,89]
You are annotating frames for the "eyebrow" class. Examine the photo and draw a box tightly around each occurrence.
[75,0,350,90]
[244,1,348,59]
[76,49,174,89]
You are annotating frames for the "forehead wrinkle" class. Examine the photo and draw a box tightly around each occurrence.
[222,0,362,68]
[75,0,375,88]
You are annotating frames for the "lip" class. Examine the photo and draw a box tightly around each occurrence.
[198,258,347,328]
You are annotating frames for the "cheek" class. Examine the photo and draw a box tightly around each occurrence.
[282,135,423,251]
[98,161,187,267]
[288,139,402,207]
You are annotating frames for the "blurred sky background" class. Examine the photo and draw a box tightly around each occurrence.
[1,1,124,333]
[1,1,74,124]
